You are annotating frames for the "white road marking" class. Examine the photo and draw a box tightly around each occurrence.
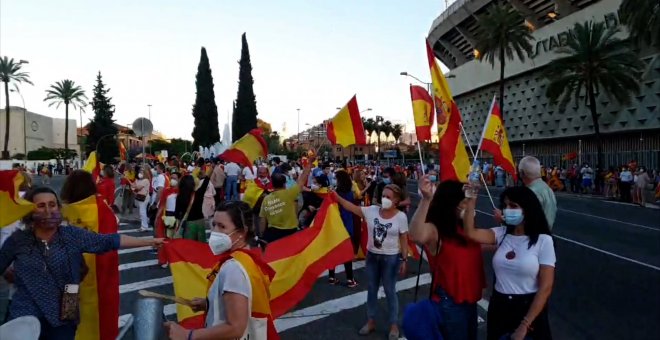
[477,298,489,311]
[275,274,432,332]
[118,246,152,254]
[118,228,141,234]
[557,208,659,231]
[554,235,660,272]
[119,259,159,271]
[119,277,173,294]
[475,209,660,271]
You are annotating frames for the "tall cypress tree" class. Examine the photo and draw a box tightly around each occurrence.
[86,71,118,164]
[191,47,221,149]
[232,33,259,142]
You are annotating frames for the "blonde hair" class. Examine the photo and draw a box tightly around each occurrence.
[383,184,403,201]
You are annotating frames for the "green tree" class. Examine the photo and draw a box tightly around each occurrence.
[44,79,87,160]
[544,21,643,167]
[392,123,404,144]
[361,117,375,140]
[232,33,259,142]
[86,72,118,163]
[264,131,283,155]
[170,138,193,156]
[475,3,534,118]
[1,57,32,160]
[382,120,393,143]
[191,47,221,149]
[619,0,659,47]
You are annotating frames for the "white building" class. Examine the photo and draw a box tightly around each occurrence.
[0,106,80,157]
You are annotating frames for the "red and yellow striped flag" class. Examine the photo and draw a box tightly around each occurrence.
[219,129,268,167]
[326,95,367,147]
[243,180,265,209]
[0,170,35,227]
[426,40,470,182]
[83,151,101,183]
[61,195,119,340]
[410,85,434,142]
[118,141,127,162]
[478,96,517,181]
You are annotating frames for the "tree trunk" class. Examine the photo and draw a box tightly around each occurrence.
[377,129,381,161]
[2,81,10,159]
[499,47,506,119]
[64,102,69,161]
[588,82,604,168]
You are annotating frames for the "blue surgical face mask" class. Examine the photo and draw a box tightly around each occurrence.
[429,175,437,183]
[382,177,392,184]
[503,208,524,226]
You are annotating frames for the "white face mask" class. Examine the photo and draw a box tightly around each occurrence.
[208,230,238,255]
[138,173,144,179]
[170,179,178,187]
[381,197,394,209]
[311,184,320,191]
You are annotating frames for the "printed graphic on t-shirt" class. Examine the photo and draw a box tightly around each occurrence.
[372,218,392,249]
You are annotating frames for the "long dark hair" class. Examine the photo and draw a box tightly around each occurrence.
[175,175,196,215]
[500,186,551,248]
[335,170,352,194]
[426,180,466,244]
[215,201,256,245]
[60,170,97,203]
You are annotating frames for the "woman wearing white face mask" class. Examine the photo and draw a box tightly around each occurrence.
[131,167,152,232]
[164,201,278,340]
[462,186,555,340]
[334,184,409,340]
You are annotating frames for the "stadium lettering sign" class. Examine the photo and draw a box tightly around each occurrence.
[530,12,620,59]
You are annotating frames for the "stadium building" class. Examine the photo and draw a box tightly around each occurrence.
[429,0,659,169]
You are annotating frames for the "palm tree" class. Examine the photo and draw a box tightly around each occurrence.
[364,118,376,143]
[474,3,534,118]
[619,0,659,47]
[382,121,393,144]
[544,21,643,168]
[44,80,88,159]
[392,124,404,144]
[0,57,32,160]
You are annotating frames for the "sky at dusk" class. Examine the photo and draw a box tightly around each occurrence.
[1,0,454,140]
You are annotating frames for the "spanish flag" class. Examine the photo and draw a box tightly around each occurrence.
[61,195,119,340]
[478,96,517,180]
[243,180,265,209]
[326,95,366,147]
[219,129,268,168]
[425,40,470,182]
[264,195,354,317]
[409,85,434,142]
[0,170,35,227]
[118,141,127,162]
[83,151,101,183]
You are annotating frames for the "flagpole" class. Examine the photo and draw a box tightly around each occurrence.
[459,122,496,209]
[417,141,425,175]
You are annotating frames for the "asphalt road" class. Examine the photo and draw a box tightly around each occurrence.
[42,175,660,339]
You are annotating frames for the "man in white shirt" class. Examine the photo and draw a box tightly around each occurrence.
[242,163,257,181]
[619,166,634,202]
[151,163,166,206]
[224,161,241,200]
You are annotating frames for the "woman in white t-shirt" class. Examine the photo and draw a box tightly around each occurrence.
[334,184,409,340]
[462,186,555,340]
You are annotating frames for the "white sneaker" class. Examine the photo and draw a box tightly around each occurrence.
[138,227,151,232]
[160,263,169,269]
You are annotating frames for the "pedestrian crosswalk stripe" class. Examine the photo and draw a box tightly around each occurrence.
[118,259,158,271]
[119,277,173,294]
[118,246,152,254]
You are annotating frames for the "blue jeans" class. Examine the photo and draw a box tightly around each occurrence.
[434,286,477,340]
[366,252,400,325]
[225,175,238,201]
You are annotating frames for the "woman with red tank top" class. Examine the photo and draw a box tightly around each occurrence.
[409,177,485,340]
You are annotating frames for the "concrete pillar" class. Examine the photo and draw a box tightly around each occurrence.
[456,26,477,47]
[506,0,544,30]
[438,39,468,65]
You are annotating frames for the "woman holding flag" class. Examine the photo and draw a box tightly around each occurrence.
[163,201,278,340]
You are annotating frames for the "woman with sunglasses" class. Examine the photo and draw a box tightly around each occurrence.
[462,186,555,340]
[0,186,165,339]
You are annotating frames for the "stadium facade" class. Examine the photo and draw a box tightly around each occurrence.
[429,0,660,169]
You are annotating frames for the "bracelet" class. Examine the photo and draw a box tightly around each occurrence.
[188,330,194,340]
[521,317,533,331]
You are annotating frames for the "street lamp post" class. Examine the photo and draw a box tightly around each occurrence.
[9,86,27,161]
[297,108,300,143]
[376,115,384,161]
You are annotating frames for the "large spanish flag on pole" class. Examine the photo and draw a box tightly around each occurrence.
[0,170,35,227]
[478,96,517,180]
[426,40,470,182]
[410,85,434,142]
[119,141,127,162]
[61,195,119,340]
[219,129,268,167]
[326,95,367,147]
[83,151,101,183]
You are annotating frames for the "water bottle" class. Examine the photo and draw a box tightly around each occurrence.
[465,160,481,198]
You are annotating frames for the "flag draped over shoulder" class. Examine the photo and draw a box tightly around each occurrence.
[243,180,265,209]
[61,195,119,340]
[478,96,517,180]
[264,194,354,317]
[0,170,35,227]
[425,40,470,182]
[219,129,268,167]
[83,151,101,183]
[326,95,366,147]
[410,85,434,142]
